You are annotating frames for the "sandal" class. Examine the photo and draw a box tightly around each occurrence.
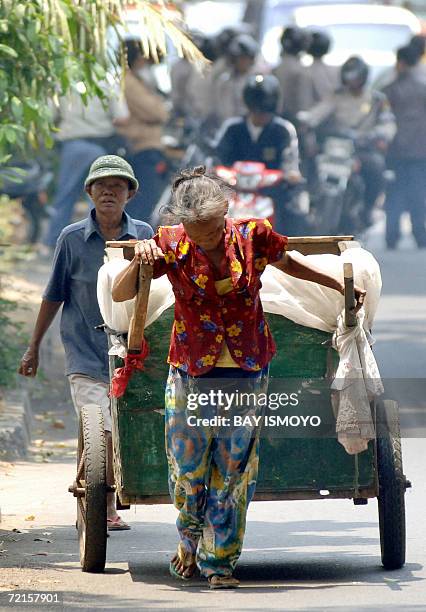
[107,516,130,531]
[169,542,197,581]
[208,575,240,589]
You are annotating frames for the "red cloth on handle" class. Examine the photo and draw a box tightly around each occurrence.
[110,339,150,398]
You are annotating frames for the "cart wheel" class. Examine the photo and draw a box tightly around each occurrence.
[376,400,406,570]
[76,404,107,572]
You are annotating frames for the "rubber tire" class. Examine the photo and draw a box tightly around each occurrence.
[376,400,406,570]
[77,404,107,573]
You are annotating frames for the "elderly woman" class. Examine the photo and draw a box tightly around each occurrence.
[112,166,365,588]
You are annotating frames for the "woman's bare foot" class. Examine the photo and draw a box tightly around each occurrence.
[169,543,197,580]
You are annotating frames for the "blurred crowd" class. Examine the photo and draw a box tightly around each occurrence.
[5,24,426,251]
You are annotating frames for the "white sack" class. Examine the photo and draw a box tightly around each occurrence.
[97,258,174,333]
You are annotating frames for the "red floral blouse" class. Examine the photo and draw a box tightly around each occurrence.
[152,217,288,376]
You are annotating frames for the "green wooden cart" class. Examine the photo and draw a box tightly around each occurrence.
[69,236,410,574]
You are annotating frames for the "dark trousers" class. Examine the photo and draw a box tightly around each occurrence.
[359,151,386,218]
[385,159,426,248]
[125,149,166,227]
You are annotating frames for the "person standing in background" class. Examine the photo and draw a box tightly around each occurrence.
[42,79,129,253]
[408,34,426,82]
[117,39,169,227]
[383,45,426,250]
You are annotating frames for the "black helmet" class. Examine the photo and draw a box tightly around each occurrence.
[190,31,219,62]
[308,30,331,58]
[397,44,420,67]
[341,56,369,88]
[280,26,310,56]
[408,34,426,60]
[215,27,238,55]
[215,25,253,55]
[243,74,280,113]
[228,34,259,60]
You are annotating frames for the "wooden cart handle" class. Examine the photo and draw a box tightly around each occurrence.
[128,263,153,353]
[344,262,357,328]
[106,236,354,250]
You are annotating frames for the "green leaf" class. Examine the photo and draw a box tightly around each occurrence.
[0,44,18,58]
[44,133,54,149]
[4,127,16,144]
[11,96,23,120]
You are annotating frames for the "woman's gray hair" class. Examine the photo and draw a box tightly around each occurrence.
[164,166,234,223]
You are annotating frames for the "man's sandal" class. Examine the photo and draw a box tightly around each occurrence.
[208,575,240,589]
[169,542,197,581]
[107,516,130,531]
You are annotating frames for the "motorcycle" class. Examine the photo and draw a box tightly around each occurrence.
[0,159,54,244]
[307,125,392,237]
[214,161,309,234]
[310,134,365,235]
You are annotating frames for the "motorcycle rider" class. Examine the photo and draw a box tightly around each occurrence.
[214,74,303,233]
[306,30,338,104]
[301,30,338,187]
[298,56,396,226]
[211,26,253,85]
[185,33,220,121]
[171,31,219,121]
[212,34,259,126]
[273,26,313,123]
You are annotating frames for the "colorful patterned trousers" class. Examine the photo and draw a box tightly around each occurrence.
[165,365,269,577]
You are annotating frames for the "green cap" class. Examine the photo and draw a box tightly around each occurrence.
[84,155,139,191]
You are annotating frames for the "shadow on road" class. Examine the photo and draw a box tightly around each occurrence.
[2,518,423,595]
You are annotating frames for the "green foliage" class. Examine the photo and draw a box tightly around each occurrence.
[0,296,26,387]
[0,0,203,161]
[0,0,117,160]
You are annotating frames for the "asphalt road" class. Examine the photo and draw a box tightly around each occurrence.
[0,214,425,611]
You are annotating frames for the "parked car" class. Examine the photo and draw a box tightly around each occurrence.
[385,1,426,29]
[183,0,370,38]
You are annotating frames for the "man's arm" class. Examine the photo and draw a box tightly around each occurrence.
[297,96,336,130]
[272,251,366,310]
[280,120,302,181]
[18,299,63,377]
